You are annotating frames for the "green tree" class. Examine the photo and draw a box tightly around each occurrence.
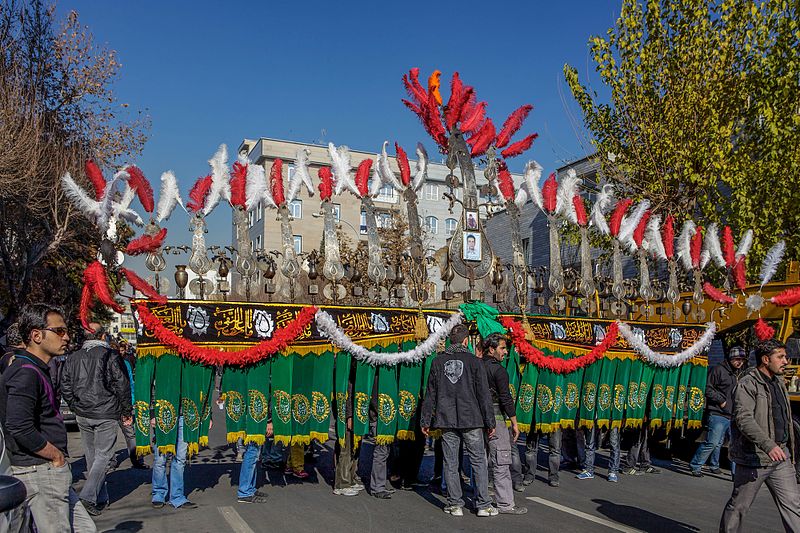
[564,0,799,267]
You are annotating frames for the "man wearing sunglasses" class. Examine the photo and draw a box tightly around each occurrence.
[0,303,96,533]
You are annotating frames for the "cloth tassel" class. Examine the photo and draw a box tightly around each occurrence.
[596,419,610,430]
[310,432,330,444]
[227,431,246,444]
[136,445,152,457]
[273,435,292,446]
[157,445,176,455]
[396,430,416,441]
[518,423,531,434]
[244,435,266,446]
[376,435,395,445]
[687,420,702,430]
[199,436,208,447]
[578,419,595,429]
[187,443,199,457]
[414,312,429,340]
[291,435,311,446]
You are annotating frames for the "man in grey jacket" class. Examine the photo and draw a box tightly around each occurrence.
[720,339,800,532]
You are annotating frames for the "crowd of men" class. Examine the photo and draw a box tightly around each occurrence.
[0,304,798,532]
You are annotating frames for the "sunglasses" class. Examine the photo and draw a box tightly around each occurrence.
[41,327,69,338]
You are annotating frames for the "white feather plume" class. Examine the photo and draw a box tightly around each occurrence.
[736,229,753,259]
[677,220,697,271]
[703,223,725,269]
[412,143,428,192]
[113,184,143,226]
[61,173,101,218]
[645,214,667,261]
[156,171,184,222]
[590,184,615,235]
[97,170,131,234]
[556,169,580,221]
[522,161,543,210]
[700,250,711,270]
[617,199,650,244]
[329,142,358,196]
[203,144,230,216]
[379,141,402,191]
[286,148,314,202]
[759,240,786,288]
[245,163,273,211]
[514,188,529,209]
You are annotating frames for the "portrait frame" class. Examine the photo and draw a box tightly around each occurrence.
[462,232,482,262]
[465,210,479,230]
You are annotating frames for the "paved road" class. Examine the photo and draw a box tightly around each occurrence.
[65,411,788,533]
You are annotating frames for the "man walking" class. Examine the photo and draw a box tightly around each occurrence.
[482,333,527,514]
[690,346,747,477]
[720,339,800,532]
[0,304,96,533]
[61,323,133,516]
[421,323,497,517]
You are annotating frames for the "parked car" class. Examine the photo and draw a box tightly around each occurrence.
[60,398,77,428]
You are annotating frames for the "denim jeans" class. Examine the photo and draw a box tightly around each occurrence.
[260,438,284,464]
[690,414,731,472]
[522,429,562,482]
[76,415,118,505]
[441,428,491,510]
[152,417,188,507]
[237,443,261,498]
[626,425,651,469]
[581,426,620,474]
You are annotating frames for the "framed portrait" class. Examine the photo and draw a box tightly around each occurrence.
[465,210,479,230]
[463,232,482,262]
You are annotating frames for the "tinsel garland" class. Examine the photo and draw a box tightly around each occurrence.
[617,320,716,368]
[500,316,618,374]
[135,303,317,366]
[314,309,462,366]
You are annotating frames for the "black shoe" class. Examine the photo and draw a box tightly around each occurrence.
[81,499,102,516]
[152,501,165,509]
[513,483,525,492]
[690,470,704,477]
[709,468,723,475]
[177,501,198,509]
[372,491,392,499]
[238,491,268,504]
[522,474,535,486]
[548,479,560,487]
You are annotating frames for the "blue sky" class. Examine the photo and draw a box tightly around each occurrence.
[56,0,621,262]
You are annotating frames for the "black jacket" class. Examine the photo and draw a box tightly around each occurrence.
[0,352,68,466]
[420,344,495,431]
[484,358,515,419]
[706,359,743,419]
[61,340,132,420]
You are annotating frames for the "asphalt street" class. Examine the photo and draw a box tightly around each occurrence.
[65,409,789,533]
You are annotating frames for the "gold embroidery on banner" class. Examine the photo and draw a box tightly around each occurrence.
[150,305,187,335]
[337,313,372,338]
[213,307,254,338]
[390,314,415,335]
[564,321,593,344]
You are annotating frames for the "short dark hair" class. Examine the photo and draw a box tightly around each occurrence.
[467,235,476,242]
[449,323,470,345]
[17,303,65,345]
[482,333,506,353]
[754,339,786,365]
[86,325,106,341]
[5,323,22,347]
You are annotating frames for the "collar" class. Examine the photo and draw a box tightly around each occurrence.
[82,339,111,351]
[14,350,50,370]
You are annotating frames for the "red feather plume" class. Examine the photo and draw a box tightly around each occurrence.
[120,268,167,304]
[79,283,94,331]
[402,68,428,106]
[633,210,652,247]
[573,195,588,226]
[186,175,213,213]
[126,228,167,256]
[733,256,747,290]
[395,143,411,187]
[446,84,473,131]
[703,282,735,304]
[723,225,735,267]
[461,101,487,133]
[467,119,496,157]
[662,215,675,259]
[542,173,558,214]
[690,225,703,269]
[84,160,106,200]
[271,159,285,206]
[495,104,533,149]
[609,198,633,237]
[424,89,447,148]
[500,133,538,159]
[444,73,465,130]
[754,318,775,341]
[125,165,155,213]
[230,161,248,208]
[401,98,423,117]
[318,167,333,201]
[771,286,800,307]
[355,159,372,198]
[497,161,514,201]
[83,261,123,313]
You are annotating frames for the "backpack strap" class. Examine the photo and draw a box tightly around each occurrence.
[19,363,63,421]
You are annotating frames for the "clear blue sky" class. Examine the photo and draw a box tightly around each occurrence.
[56,0,621,265]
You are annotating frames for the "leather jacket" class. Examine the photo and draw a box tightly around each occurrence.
[61,340,132,420]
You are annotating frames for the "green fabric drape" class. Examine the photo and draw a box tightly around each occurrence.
[198,365,214,449]
[245,362,271,445]
[180,360,212,456]
[610,358,631,430]
[673,362,694,429]
[595,358,618,429]
[270,354,293,445]
[334,352,352,446]
[535,369,563,433]
[221,366,248,444]
[578,359,604,429]
[153,354,182,454]
[649,366,671,429]
[504,346,521,404]
[309,351,334,444]
[625,359,645,428]
[558,366,584,429]
[291,353,315,445]
[516,363,539,433]
[686,363,708,429]
[397,341,423,440]
[376,363,399,445]
[353,360,376,445]
[662,366,682,430]
[459,301,506,336]
[134,355,155,456]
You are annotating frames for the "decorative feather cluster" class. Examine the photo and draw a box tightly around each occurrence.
[62,172,102,218]
[318,167,334,201]
[703,223,725,268]
[736,229,753,259]
[96,170,131,236]
[229,159,248,208]
[395,143,411,187]
[496,104,533,149]
[460,100,486,133]
[402,68,447,148]
[245,163,273,211]
[412,143,428,192]
[516,161,543,210]
[733,256,747,290]
[703,282,735,304]
[608,198,633,237]
[590,184,614,235]
[371,141,401,196]
[83,261,124,314]
[555,169,580,218]
[355,159,373,198]
[445,73,473,130]
[427,70,442,105]
[126,228,167,256]
[754,318,775,341]
[270,159,285,207]
[677,220,697,271]
[632,210,651,248]
[496,161,514,201]
[662,215,675,259]
[125,165,154,214]
[722,226,735,267]
[771,286,800,307]
[617,199,650,244]
[79,283,94,331]
[572,195,588,226]
[467,119,496,157]
[501,134,538,159]
[690,226,703,269]
[156,171,183,222]
[759,240,785,288]
[645,214,666,260]
[186,175,213,213]
[541,173,558,214]
[120,268,166,304]
[286,147,315,202]
[85,160,107,199]
[203,144,231,216]
[328,143,357,196]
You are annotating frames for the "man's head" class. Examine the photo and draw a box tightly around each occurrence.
[727,346,748,370]
[18,303,69,360]
[84,322,107,342]
[755,339,788,377]
[481,333,508,362]
[449,323,470,346]
[467,235,476,251]
[5,323,23,349]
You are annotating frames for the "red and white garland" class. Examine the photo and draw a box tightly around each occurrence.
[616,320,716,367]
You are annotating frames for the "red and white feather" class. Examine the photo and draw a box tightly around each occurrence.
[645,214,666,260]
[677,220,697,271]
[617,200,650,244]
[286,147,315,202]
[412,143,428,192]
[203,144,231,216]
[555,169,580,219]
[590,184,615,235]
[703,223,726,269]
[156,171,184,222]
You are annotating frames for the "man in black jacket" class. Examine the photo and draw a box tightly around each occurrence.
[61,323,132,516]
[421,324,496,517]
[689,346,747,477]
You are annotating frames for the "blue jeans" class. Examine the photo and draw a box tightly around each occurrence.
[581,426,620,474]
[237,443,262,498]
[152,417,188,508]
[260,438,284,464]
[690,414,731,473]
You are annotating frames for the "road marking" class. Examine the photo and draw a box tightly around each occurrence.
[218,506,255,533]
[526,497,645,533]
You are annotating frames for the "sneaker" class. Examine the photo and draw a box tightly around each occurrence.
[709,467,723,475]
[177,501,198,509]
[499,506,528,515]
[333,488,360,496]
[80,500,102,517]
[477,506,499,517]
[690,470,704,477]
[151,501,165,509]
[513,483,525,492]
[237,492,268,504]
[607,472,619,483]
[351,482,365,492]
[548,479,560,487]
[444,505,463,516]
[576,471,595,480]
[289,469,310,479]
[522,474,535,486]
[622,468,639,476]
[372,491,392,499]
[643,466,660,474]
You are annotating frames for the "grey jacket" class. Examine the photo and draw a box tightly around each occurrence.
[730,367,795,468]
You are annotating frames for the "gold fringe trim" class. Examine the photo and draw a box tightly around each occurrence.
[338,437,346,447]
[396,430,416,441]
[187,442,199,457]
[427,429,442,439]
[625,418,643,429]
[536,423,560,433]
[596,419,610,430]
[291,435,311,446]
[244,434,266,446]
[579,419,595,429]
[376,435,395,445]
[687,420,702,429]
[310,431,329,444]
[136,445,152,457]
[273,435,292,446]
[226,431,246,444]
[650,419,663,429]
[560,420,575,429]
[199,436,209,447]
[353,435,362,450]
[610,420,622,430]
[157,444,176,455]
[518,423,531,433]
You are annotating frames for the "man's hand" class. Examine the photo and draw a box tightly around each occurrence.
[209,419,213,430]
[346,417,353,430]
[122,416,133,427]
[51,451,66,468]
[511,423,520,443]
[266,422,274,438]
[421,426,430,437]
[768,445,788,462]
[720,401,727,409]
[487,427,496,439]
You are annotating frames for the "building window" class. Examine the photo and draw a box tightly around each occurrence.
[522,238,530,260]
[257,201,263,221]
[425,216,438,235]
[445,218,457,236]
[377,185,396,203]
[424,184,439,201]
[256,234,262,249]
[332,203,341,222]
[360,211,367,234]
[248,210,254,228]
[289,199,302,219]
[377,212,392,229]
[293,235,302,254]
[287,164,296,181]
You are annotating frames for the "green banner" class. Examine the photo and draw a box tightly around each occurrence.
[504,345,521,404]
[625,359,645,428]
[334,351,352,445]
[153,354,182,454]
[180,359,212,455]
[245,362,271,445]
[397,341,423,440]
[578,359,604,429]
[686,363,708,429]
[376,363,399,444]
[221,366,248,444]
[515,363,538,433]
[662,366,682,430]
[353,360,376,444]
[290,353,315,445]
[648,367,670,429]
[595,358,618,429]
[134,354,155,456]
[310,351,334,444]
[198,366,214,449]
[673,362,693,429]
[559,366,584,430]
[610,358,631,430]
[535,369,563,433]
